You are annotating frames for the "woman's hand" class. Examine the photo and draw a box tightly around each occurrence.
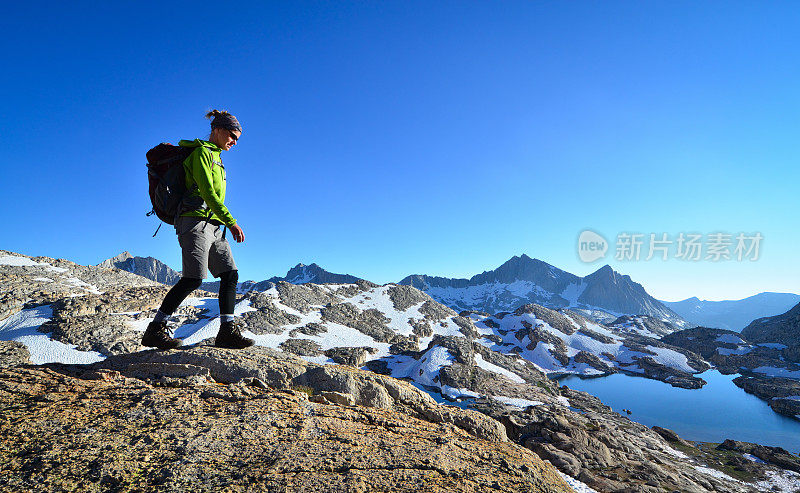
[230,224,245,243]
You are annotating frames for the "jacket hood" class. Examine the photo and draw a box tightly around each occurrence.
[178,139,222,151]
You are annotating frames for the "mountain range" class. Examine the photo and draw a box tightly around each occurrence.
[398,255,687,327]
[662,293,800,332]
[203,262,363,293]
[99,251,799,334]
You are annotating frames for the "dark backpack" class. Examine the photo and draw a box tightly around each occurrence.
[146,143,194,233]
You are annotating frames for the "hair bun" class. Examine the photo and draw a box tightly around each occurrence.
[206,109,232,120]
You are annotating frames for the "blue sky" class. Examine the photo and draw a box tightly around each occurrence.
[3,1,799,301]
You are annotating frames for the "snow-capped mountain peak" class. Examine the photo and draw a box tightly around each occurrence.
[399,255,686,328]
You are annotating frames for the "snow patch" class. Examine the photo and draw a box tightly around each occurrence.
[300,355,336,365]
[64,277,102,295]
[490,395,543,408]
[387,346,456,388]
[754,469,800,493]
[440,385,481,399]
[0,255,41,267]
[742,453,766,464]
[753,366,800,380]
[693,465,740,483]
[715,334,745,345]
[0,255,68,274]
[663,446,689,459]
[474,353,525,383]
[757,343,788,350]
[560,282,587,306]
[717,346,753,356]
[557,470,599,493]
[643,345,696,373]
[0,305,105,364]
[125,317,152,333]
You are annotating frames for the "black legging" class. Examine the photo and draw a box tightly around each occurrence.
[218,269,238,314]
[159,269,238,315]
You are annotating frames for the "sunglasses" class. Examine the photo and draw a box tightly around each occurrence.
[228,130,239,142]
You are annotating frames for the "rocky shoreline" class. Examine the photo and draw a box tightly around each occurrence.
[663,327,800,420]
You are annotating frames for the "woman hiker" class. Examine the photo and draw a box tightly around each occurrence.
[142,109,254,350]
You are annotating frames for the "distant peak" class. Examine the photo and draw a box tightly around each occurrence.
[582,264,620,284]
[592,264,614,275]
[98,251,134,266]
[505,253,540,265]
[286,262,327,277]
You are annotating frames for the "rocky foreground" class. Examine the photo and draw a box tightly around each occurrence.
[2,344,796,493]
[0,360,570,492]
[2,251,800,492]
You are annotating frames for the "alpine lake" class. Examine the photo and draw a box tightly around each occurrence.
[556,369,800,453]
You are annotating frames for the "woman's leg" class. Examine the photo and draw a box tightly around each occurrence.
[142,277,202,350]
[143,216,209,350]
[208,226,251,348]
[215,269,253,348]
[218,269,238,318]
[157,277,203,318]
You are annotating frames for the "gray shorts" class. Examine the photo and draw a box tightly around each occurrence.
[175,216,237,280]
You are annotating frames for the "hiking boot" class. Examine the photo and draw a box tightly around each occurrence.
[215,319,254,349]
[141,320,182,350]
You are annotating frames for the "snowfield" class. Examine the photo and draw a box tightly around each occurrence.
[473,310,702,378]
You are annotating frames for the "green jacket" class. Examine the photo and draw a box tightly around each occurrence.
[178,139,236,227]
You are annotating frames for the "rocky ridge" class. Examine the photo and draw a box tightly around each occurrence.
[0,250,158,322]
[742,301,800,347]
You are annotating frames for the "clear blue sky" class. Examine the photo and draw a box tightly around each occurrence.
[3,1,799,301]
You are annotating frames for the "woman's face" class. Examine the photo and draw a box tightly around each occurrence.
[212,128,241,151]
